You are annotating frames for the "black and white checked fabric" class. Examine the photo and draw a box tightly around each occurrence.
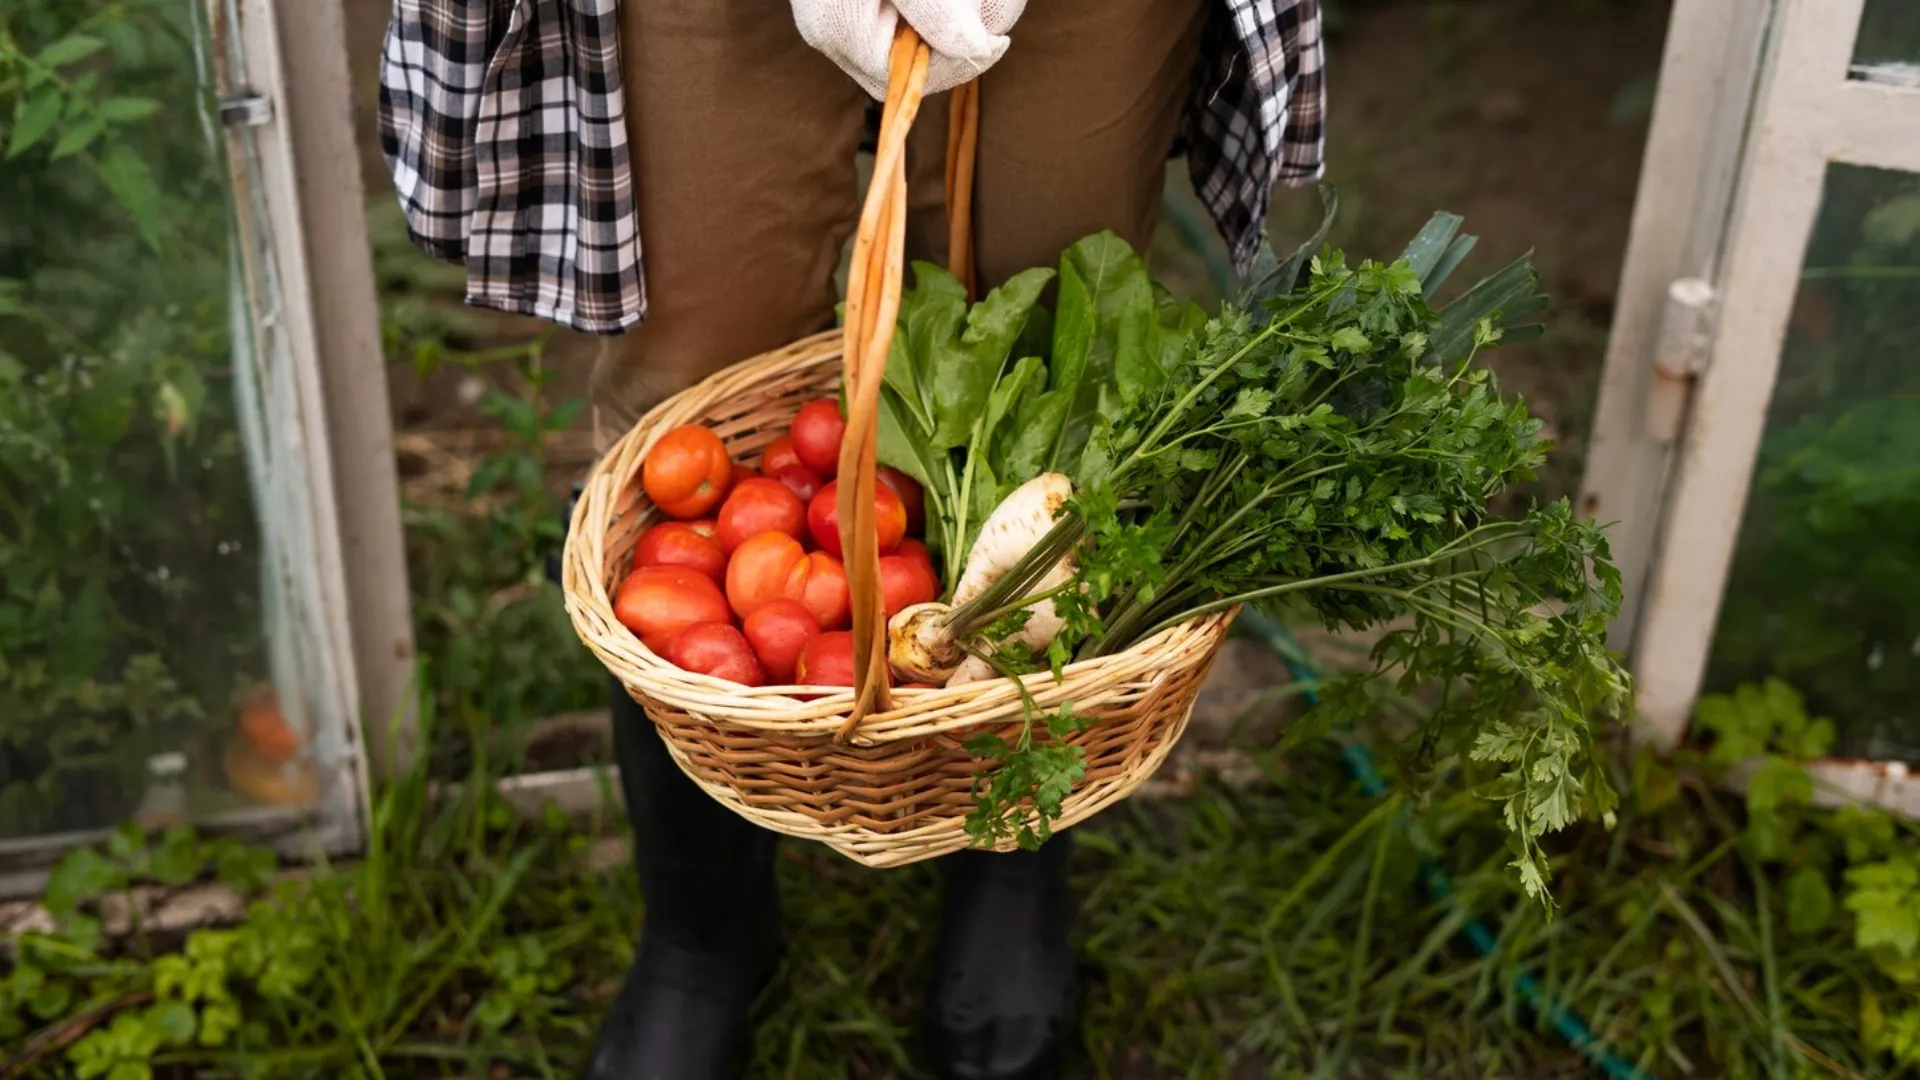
[378,0,644,333]
[377,0,1324,335]
[1190,0,1327,272]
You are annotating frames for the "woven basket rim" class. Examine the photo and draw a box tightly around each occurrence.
[561,334,1231,746]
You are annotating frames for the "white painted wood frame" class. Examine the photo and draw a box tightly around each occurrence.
[1578,0,1775,651]
[1629,0,1920,749]
[269,1,419,781]
[209,0,389,860]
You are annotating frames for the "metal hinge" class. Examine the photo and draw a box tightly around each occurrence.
[1644,277,1716,444]
[218,90,272,128]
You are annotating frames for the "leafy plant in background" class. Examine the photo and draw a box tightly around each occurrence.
[1686,678,1920,1072]
[366,195,606,769]
[1,825,278,1079]
[1709,167,1920,762]
[0,1,262,834]
[399,341,604,768]
[1708,395,1920,760]
[1,702,638,1080]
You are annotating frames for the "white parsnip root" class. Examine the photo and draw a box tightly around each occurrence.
[887,602,966,683]
[884,472,1078,687]
[948,473,1075,608]
[944,543,1075,685]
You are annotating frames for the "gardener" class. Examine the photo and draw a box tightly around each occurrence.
[378,0,1324,1076]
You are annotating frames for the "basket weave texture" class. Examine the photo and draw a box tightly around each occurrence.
[560,30,1233,868]
[562,334,1233,866]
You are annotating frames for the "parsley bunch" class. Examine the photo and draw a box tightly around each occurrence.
[962,212,1632,896]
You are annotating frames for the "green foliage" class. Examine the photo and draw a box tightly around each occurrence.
[399,343,604,766]
[10,678,1920,1078]
[927,214,1624,895]
[1695,677,1837,767]
[0,0,262,835]
[2,6,169,248]
[962,705,1092,849]
[1708,166,1920,761]
[473,935,576,1034]
[2,825,308,1079]
[3,728,637,1080]
[1692,679,1836,859]
[1678,678,1920,1072]
[1709,391,1920,760]
[361,195,604,768]
[1846,856,1920,960]
[876,232,1203,586]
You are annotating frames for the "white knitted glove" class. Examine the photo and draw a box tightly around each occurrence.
[791,0,1026,100]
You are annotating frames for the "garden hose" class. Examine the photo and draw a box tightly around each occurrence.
[1234,609,1649,1080]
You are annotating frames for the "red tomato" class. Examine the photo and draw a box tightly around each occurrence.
[725,532,806,618]
[876,467,926,534]
[871,484,908,553]
[728,463,757,493]
[783,552,851,629]
[878,554,939,619]
[895,538,936,577]
[806,481,908,558]
[742,598,821,683]
[760,435,803,476]
[899,682,939,690]
[769,464,824,505]
[806,485,837,555]
[790,400,847,477]
[796,631,857,687]
[642,426,732,519]
[633,522,728,583]
[716,478,806,553]
[614,565,732,653]
[663,623,766,686]
[687,518,718,540]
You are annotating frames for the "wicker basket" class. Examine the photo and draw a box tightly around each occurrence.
[561,30,1235,868]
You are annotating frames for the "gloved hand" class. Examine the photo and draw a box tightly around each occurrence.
[791,0,1026,100]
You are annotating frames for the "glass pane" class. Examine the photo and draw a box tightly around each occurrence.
[1852,0,1920,76]
[0,5,319,844]
[1705,164,1920,761]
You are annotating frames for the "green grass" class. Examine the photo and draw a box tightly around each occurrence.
[731,726,1912,1080]
[10,687,1918,1078]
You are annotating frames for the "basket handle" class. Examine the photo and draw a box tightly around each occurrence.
[836,28,979,739]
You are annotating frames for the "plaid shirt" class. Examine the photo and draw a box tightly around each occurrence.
[378,0,1325,335]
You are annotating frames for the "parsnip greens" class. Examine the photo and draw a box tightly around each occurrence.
[877,209,1630,896]
[876,235,1202,595]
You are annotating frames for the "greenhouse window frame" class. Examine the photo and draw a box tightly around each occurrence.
[1585,0,1920,803]
[0,0,412,898]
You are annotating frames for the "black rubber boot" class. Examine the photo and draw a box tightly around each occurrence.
[921,835,1079,1080]
[580,681,782,1080]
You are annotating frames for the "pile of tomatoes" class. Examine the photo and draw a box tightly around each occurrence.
[615,399,941,687]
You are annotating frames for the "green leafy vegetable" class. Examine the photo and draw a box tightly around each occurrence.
[878,214,1629,895]
[879,236,1169,589]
